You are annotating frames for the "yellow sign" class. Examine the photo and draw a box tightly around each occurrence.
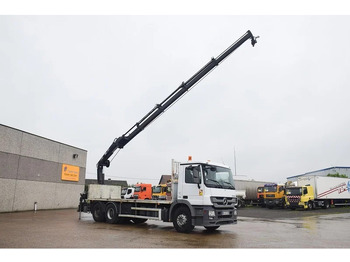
[61,164,80,182]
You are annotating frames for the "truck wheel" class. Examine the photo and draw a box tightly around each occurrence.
[173,207,194,233]
[91,202,106,222]
[204,226,220,232]
[323,200,330,209]
[131,218,148,224]
[105,203,122,224]
[307,201,313,210]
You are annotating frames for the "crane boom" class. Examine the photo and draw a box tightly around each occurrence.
[97,30,258,184]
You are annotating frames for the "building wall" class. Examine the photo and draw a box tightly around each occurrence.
[0,124,87,212]
[287,167,350,181]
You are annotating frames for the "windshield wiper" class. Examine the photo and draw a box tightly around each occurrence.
[222,181,235,189]
[206,178,223,188]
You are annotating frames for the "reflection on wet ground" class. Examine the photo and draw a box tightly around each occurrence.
[0,208,349,248]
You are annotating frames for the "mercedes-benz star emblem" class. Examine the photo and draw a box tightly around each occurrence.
[223,198,228,205]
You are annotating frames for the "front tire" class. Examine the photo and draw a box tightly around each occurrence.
[173,207,194,233]
[307,201,313,210]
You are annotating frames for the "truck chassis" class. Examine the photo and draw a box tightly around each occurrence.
[80,197,237,233]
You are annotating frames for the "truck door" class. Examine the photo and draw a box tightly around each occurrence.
[180,165,204,206]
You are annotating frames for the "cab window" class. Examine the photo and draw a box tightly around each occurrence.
[185,165,201,184]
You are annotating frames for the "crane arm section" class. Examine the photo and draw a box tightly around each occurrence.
[97,30,258,184]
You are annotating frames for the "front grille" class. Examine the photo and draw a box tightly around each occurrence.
[210,196,236,208]
[266,194,275,198]
[287,196,300,203]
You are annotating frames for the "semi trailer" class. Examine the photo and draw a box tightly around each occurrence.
[233,177,273,207]
[78,30,258,233]
[285,176,350,210]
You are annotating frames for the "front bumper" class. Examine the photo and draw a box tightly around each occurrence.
[264,198,284,207]
[193,206,237,227]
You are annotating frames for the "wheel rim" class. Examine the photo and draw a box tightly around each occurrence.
[107,208,115,220]
[177,214,187,226]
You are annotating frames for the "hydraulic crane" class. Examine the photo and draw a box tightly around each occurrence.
[97,30,258,184]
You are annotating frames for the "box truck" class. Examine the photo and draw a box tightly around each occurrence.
[285,176,350,210]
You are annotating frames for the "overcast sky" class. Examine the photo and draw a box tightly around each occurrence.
[1,15,350,185]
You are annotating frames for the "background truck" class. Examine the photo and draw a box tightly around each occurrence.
[152,184,168,200]
[285,176,350,210]
[264,183,285,208]
[121,187,135,199]
[257,186,265,206]
[133,183,152,199]
[233,177,273,207]
[78,30,258,233]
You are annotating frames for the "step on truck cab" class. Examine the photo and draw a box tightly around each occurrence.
[257,186,265,206]
[79,159,238,233]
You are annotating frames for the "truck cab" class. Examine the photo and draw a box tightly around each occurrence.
[152,184,168,200]
[133,183,152,200]
[172,160,237,231]
[285,185,314,210]
[121,187,135,199]
[263,183,285,208]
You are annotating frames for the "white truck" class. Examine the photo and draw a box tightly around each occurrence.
[121,187,135,199]
[80,160,238,233]
[285,176,350,209]
[78,30,258,233]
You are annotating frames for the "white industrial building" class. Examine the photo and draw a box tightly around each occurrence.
[0,124,87,213]
[287,166,350,182]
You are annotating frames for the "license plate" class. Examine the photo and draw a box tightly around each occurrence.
[222,211,230,216]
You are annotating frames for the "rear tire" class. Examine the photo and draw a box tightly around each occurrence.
[173,207,194,233]
[91,202,106,222]
[105,203,122,224]
[323,200,330,209]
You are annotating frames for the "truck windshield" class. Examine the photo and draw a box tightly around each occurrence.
[265,186,277,192]
[203,165,235,189]
[153,186,162,193]
[285,187,302,195]
[134,187,141,192]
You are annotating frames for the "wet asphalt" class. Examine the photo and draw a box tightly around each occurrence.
[0,206,349,248]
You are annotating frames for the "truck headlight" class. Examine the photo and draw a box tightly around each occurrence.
[208,210,215,217]
[233,209,237,216]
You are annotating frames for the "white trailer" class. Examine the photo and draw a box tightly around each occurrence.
[297,176,350,208]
